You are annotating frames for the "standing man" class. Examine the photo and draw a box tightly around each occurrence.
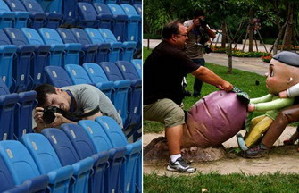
[143,20,233,173]
[184,10,214,97]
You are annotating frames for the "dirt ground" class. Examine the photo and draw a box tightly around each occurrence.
[143,127,299,175]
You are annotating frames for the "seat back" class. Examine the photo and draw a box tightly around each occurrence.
[78,2,97,26]
[0,0,12,13]
[98,28,117,43]
[4,28,29,46]
[96,116,128,147]
[21,28,45,45]
[83,62,110,83]
[85,28,105,45]
[44,66,73,87]
[41,128,80,166]
[71,28,92,46]
[20,0,45,14]
[78,120,113,153]
[61,123,97,159]
[115,61,139,80]
[20,133,62,173]
[99,62,125,81]
[0,140,40,185]
[64,64,93,85]
[133,4,141,15]
[131,59,142,79]
[56,28,78,44]
[38,28,63,45]
[107,3,128,41]
[4,0,27,12]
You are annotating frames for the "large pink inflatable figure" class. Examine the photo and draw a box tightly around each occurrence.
[181,89,248,147]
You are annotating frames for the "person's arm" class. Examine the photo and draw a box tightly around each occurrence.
[191,66,233,91]
[250,94,273,104]
[184,19,199,33]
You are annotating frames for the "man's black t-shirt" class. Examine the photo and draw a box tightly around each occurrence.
[144,40,201,105]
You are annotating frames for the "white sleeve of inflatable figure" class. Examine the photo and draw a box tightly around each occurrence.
[250,94,273,104]
[184,20,193,28]
[287,83,299,97]
[254,97,295,112]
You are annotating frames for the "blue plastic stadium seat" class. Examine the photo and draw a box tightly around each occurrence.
[77,2,99,28]
[20,133,74,193]
[62,0,78,25]
[120,4,140,42]
[96,116,142,193]
[131,59,142,79]
[4,28,35,93]
[57,28,96,64]
[93,3,113,30]
[85,28,113,63]
[21,28,51,88]
[99,62,131,130]
[0,140,49,190]
[98,28,136,62]
[0,29,17,91]
[38,28,81,66]
[64,63,95,86]
[71,28,99,64]
[106,0,117,4]
[20,0,63,28]
[41,128,94,193]
[3,0,29,28]
[14,90,37,139]
[0,156,15,192]
[82,62,114,100]
[115,61,141,140]
[44,66,73,87]
[0,1,15,28]
[133,4,141,15]
[107,4,128,42]
[36,0,62,15]
[78,120,126,193]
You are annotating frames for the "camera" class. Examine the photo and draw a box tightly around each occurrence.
[43,106,64,124]
[204,45,212,54]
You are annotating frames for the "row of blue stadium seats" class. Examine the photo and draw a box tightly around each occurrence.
[0,0,142,47]
[0,0,62,29]
[0,117,142,193]
[0,27,138,93]
[77,3,141,45]
[44,61,142,141]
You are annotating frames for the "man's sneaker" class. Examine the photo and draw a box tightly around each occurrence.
[167,157,196,173]
[245,143,269,158]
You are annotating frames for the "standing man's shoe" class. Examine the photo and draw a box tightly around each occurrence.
[245,143,269,158]
[167,157,196,173]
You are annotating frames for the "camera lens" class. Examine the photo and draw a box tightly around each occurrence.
[43,106,57,124]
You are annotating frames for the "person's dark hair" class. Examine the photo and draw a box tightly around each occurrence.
[194,10,205,18]
[162,20,181,39]
[35,84,56,107]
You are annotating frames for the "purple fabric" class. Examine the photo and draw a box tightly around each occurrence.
[182,90,247,147]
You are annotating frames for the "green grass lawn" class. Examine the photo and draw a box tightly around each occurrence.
[143,48,299,192]
[144,173,299,193]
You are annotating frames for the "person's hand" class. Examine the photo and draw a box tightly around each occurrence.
[34,107,45,124]
[218,80,233,92]
[51,113,72,127]
[278,90,288,98]
[247,104,255,112]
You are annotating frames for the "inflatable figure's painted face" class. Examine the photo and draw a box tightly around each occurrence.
[266,58,297,95]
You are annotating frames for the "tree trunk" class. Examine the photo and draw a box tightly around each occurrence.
[221,21,227,48]
[273,22,287,55]
[248,8,254,52]
[281,2,294,51]
[225,22,232,74]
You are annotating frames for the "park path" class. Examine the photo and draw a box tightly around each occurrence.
[143,39,299,175]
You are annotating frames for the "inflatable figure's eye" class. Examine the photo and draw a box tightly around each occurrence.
[269,65,274,77]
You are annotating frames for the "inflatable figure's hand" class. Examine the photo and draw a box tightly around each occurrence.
[247,104,255,112]
[278,90,288,98]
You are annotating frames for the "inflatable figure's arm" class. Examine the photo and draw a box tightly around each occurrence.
[250,94,273,104]
[254,97,295,112]
[287,83,299,97]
